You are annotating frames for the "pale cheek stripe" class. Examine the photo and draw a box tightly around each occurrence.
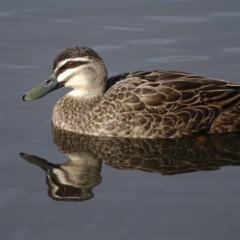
[57,69,75,83]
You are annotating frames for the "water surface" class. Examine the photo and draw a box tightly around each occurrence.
[1,0,240,239]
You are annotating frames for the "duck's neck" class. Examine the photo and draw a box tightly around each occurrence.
[67,88,104,99]
[52,90,103,131]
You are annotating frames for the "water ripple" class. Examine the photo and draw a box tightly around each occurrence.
[223,47,240,53]
[0,63,39,70]
[146,16,209,23]
[0,11,14,17]
[99,25,144,31]
[213,12,240,17]
[93,45,123,52]
[52,19,78,24]
[129,39,177,45]
[148,55,210,63]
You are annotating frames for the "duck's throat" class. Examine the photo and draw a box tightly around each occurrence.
[51,92,102,132]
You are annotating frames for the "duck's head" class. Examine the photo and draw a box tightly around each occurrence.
[23,46,108,101]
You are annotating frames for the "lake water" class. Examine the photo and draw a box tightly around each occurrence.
[1,0,240,239]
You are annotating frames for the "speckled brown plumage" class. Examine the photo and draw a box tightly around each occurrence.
[52,70,240,138]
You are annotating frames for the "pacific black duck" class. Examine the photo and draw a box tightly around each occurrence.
[23,46,240,138]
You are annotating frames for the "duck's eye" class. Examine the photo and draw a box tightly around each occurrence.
[45,79,52,85]
[67,61,76,68]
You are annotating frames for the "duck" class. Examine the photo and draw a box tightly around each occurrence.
[23,46,240,138]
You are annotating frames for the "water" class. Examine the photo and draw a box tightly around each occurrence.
[1,0,240,239]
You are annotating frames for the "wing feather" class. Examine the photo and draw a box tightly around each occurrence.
[102,71,240,136]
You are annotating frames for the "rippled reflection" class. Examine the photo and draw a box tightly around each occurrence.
[20,127,240,202]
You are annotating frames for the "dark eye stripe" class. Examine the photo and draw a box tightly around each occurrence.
[55,61,88,77]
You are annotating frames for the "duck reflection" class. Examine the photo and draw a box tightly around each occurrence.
[21,127,240,201]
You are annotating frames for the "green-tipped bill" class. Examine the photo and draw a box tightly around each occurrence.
[22,73,63,101]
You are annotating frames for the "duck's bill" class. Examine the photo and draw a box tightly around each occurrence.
[20,152,57,171]
[22,74,64,101]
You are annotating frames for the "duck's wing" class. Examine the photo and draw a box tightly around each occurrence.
[104,71,240,136]
[106,70,240,111]
[107,70,238,88]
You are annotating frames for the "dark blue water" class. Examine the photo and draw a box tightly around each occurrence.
[1,0,240,239]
